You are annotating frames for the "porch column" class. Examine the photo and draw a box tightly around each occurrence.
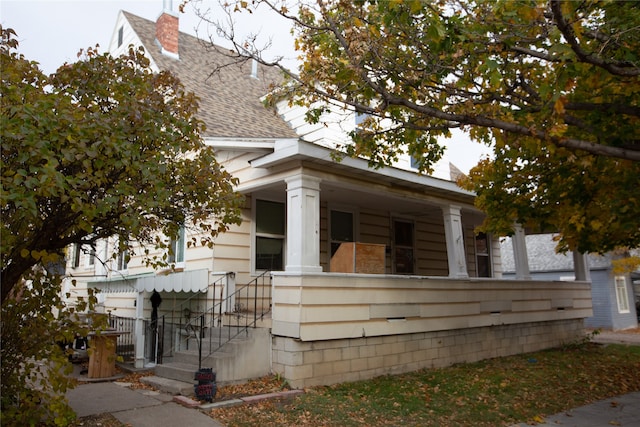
[442,205,469,278]
[134,290,145,368]
[573,251,591,282]
[512,224,531,280]
[285,174,323,273]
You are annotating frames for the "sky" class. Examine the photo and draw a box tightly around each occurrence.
[0,0,297,74]
[1,0,492,177]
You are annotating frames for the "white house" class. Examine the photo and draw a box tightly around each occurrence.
[65,4,593,389]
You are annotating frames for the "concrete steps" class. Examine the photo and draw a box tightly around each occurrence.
[152,326,271,394]
[140,375,194,395]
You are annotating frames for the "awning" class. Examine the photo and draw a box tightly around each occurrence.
[89,269,209,293]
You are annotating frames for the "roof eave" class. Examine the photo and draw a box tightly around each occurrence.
[250,139,475,198]
[204,137,282,151]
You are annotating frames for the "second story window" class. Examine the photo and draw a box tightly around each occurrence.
[117,26,124,47]
[87,246,96,267]
[168,225,186,265]
[71,243,82,269]
[116,249,128,271]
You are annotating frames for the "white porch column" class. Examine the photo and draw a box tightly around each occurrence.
[134,290,145,368]
[442,205,469,278]
[573,251,591,282]
[285,174,323,273]
[225,272,236,313]
[512,224,531,280]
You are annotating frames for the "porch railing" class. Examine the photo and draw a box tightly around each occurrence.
[106,272,272,367]
[184,271,272,369]
[107,314,136,362]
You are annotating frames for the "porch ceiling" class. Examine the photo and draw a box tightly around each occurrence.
[250,140,479,214]
[253,179,483,223]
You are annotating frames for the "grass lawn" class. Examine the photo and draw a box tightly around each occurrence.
[209,342,640,427]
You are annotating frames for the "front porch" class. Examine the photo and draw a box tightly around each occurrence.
[99,268,592,389]
[269,272,592,387]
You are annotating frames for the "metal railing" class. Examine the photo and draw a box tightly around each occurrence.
[105,271,271,367]
[107,314,136,362]
[183,271,272,369]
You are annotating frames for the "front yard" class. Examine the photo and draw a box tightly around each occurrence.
[210,340,640,427]
[73,337,640,427]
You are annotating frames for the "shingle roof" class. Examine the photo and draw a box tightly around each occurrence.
[123,11,298,140]
[500,234,612,273]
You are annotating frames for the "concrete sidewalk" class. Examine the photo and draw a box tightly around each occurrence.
[67,381,224,427]
[512,391,640,427]
[593,329,640,346]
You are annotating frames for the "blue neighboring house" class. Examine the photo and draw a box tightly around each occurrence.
[501,234,638,331]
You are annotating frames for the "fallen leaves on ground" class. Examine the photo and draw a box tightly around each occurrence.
[209,343,640,427]
[116,370,156,390]
[215,375,291,400]
[71,413,128,427]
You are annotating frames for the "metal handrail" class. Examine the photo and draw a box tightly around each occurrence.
[181,271,272,368]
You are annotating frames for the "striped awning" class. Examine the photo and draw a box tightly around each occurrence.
[89,269,209,293]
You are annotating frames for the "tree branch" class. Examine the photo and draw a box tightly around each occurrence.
[550,0,640,77]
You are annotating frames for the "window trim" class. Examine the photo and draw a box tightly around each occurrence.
[474,232,492,278]
[328,206,359,260]
[117,26,124,47]
[86,245,96,267]
[168,225,186,267]
[252,198,286,275]
[614,276,630,314]
[391,217,415,275]
[71,243,81,269]
[116,248,129,272]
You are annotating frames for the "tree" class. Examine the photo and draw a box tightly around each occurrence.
[1,271,102,426]
[1,26,243,424]
[199,0,639,254]
[1,27,244,303]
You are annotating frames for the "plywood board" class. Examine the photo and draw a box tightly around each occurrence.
[330,243,385,274]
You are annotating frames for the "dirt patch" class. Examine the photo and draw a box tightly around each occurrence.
[72,413,125,427]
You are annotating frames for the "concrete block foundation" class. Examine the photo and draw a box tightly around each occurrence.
[272,319,584,388]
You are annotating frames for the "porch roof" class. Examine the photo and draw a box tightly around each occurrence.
[88,269,209,294]
[249,139,476,204]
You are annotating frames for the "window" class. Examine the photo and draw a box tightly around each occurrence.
[168,226,186,264]
[393,219,414,274]
[475,232,491,277]
[255,200,285,271]
[410,156,421,169]
[615,276,630,313]
[117,26,124,47]
[330,210,354,257]
[87,246,96,267]
[71,243,97,269]
[71,243,81,268]
[116,249,128,271]
[355,111,368,129]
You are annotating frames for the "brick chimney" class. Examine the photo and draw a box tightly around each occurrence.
[156,0,179,59]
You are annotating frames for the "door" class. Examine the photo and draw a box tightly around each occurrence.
[393,219,414,274]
